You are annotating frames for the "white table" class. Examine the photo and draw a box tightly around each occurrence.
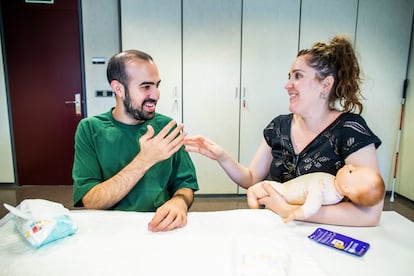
[0,210,413,276]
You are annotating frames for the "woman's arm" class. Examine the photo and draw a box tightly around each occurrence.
[184,137,272,188]
[304,200,383,226]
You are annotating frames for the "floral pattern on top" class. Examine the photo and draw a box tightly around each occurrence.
[263,113,381,183]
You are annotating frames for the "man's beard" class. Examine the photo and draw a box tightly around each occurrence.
[123,87,156,121]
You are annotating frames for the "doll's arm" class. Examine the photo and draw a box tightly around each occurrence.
[283,208,306,223]
[247,181,267,209]
[283,185,324,223]
[247,181,282,209]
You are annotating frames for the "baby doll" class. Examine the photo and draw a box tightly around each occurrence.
[247,165,385,223]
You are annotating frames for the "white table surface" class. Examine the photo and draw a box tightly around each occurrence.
[0,209,413,276]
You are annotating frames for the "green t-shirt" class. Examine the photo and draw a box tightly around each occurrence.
[72,109,199,211]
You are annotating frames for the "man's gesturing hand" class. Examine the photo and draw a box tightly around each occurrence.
[137,120,186,167]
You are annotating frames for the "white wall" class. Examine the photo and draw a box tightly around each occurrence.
[397,21,414,200]
[0,38,15,183]
[356,0,413,191]
[81,0,119,117]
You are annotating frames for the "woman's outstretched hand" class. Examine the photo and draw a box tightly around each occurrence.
[183,135,224,161]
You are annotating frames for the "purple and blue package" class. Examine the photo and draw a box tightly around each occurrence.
[308,227,370,257]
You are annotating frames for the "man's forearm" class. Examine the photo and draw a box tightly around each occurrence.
[172,188,195,209]
[82,155,152,209]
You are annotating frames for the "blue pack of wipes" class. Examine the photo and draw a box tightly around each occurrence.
[2,199,77,248]
[308,227,370,257]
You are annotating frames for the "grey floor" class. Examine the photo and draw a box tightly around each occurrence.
[1,185,413,222]
[0,185,249,218]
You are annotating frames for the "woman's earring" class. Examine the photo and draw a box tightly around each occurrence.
[320,93,327,99]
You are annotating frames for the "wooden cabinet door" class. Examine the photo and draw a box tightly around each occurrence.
[183,0,242,193]
[239,0,300,193]
[299,0,358,48]
[121,0,183,123]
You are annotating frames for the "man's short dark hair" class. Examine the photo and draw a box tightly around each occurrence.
[106,50,153,85]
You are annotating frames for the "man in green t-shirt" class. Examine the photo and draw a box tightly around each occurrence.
[72,50,199,232]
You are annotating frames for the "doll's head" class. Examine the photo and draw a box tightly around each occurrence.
[335,165,385,206]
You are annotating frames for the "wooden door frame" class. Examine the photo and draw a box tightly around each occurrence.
[0,0,87,185]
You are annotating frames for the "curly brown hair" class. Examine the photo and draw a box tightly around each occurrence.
[298,35,364,114]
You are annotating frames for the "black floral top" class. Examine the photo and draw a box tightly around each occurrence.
[263,113,381,183]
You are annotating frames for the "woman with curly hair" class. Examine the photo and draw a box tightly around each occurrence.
[184,35,383,226]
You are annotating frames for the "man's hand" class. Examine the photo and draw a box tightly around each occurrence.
[147,188,194,232]
[137,120,186,167]
[147,195,188,232]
